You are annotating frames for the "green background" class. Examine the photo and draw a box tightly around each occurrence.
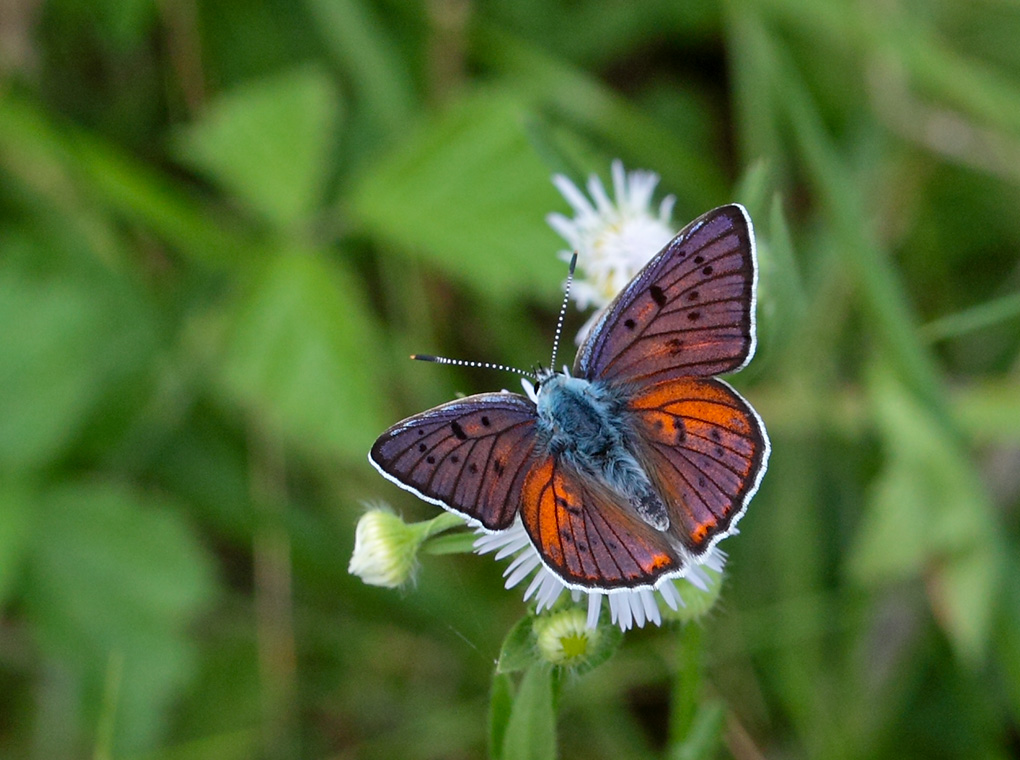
[1,0,1020,758]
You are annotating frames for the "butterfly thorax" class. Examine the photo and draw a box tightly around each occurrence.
[535,375,621,458]
[535,374,670,532]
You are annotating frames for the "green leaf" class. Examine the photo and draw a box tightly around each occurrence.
[471,27,729,213]
[173,65,341,228]
[502,663,556,760]
[348,89,565,303]
[489,671,515,760]
[47,0,157,50]
[304,0,414,137]
[850,367,1003,661]
[25,480,217,755]
[498,615,539,675]
[216,250,385,459]
[995,558,1020,726]
[0,479,30,607]
[0,92,261,270]
[0,230,157,472]
[566,621,622,678]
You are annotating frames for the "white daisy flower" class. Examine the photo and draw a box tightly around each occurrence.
[474,519,726,632]
[547,160,677,342]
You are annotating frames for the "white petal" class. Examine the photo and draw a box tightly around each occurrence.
[536,572,564,611]
[504,552,540,588]
[641,589,661,626]
[611,159,627,203]
[612,594,633,632]
[631,593,647,628]
[547,212,581,248]
[686,566,710,592]
[553,174,596,217]
[494,535,531,561]
[521,378,539,404]
[627,171,657,211]
[587,173,614,215]
[523,570,545,602]
[587,592,603,628]
[658,194,676,224]
[658,581,684,611]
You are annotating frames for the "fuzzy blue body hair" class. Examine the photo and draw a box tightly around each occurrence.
[534,374,669,531]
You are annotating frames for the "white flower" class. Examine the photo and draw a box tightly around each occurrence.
[474,519,726,632]
[547,160,677,340]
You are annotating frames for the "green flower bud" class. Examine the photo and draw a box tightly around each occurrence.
[348,509,426,588]
[532,607,621,673]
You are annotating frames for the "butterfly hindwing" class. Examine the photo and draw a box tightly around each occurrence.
[520,454,684,589]
[625,376,770,554]
[369,393,538,531]
[575,204,756,384]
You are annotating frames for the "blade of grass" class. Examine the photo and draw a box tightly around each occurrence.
[0,92,260,269]
[919,290,1020,342]
[472,26,730,212]
[304,0,415,136]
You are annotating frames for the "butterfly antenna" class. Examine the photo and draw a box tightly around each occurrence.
[549,252,578,370]
[411,354,538,381]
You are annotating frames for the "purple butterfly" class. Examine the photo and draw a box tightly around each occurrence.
[370,205,770,591]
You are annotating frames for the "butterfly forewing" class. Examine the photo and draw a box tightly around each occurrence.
[625,376,769,554]
[520,455,684,589]
[575,204,756,384]
[369,393,538,531]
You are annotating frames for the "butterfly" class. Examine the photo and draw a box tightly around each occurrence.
[370,204,770,592]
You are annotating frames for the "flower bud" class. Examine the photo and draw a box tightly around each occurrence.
[348,509,425,588]
[533,607,605,668]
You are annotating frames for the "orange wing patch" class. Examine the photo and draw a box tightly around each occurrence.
[521,455,682,589]
[627,376,768,554]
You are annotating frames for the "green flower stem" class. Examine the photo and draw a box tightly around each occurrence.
[420,531,478,556]
[421,511,469,539]
[419,512,476,555]
[669,623,704,749]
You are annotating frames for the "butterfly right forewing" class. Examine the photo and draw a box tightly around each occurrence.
[370,392,539,531]
[575,204,757,384]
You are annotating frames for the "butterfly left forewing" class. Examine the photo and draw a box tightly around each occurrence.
[624,376,770,554]
[370,393,538,531]
[575,204,757,384]
[520,454,685,589]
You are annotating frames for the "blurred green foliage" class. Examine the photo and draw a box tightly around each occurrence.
[1,0,1020,758]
